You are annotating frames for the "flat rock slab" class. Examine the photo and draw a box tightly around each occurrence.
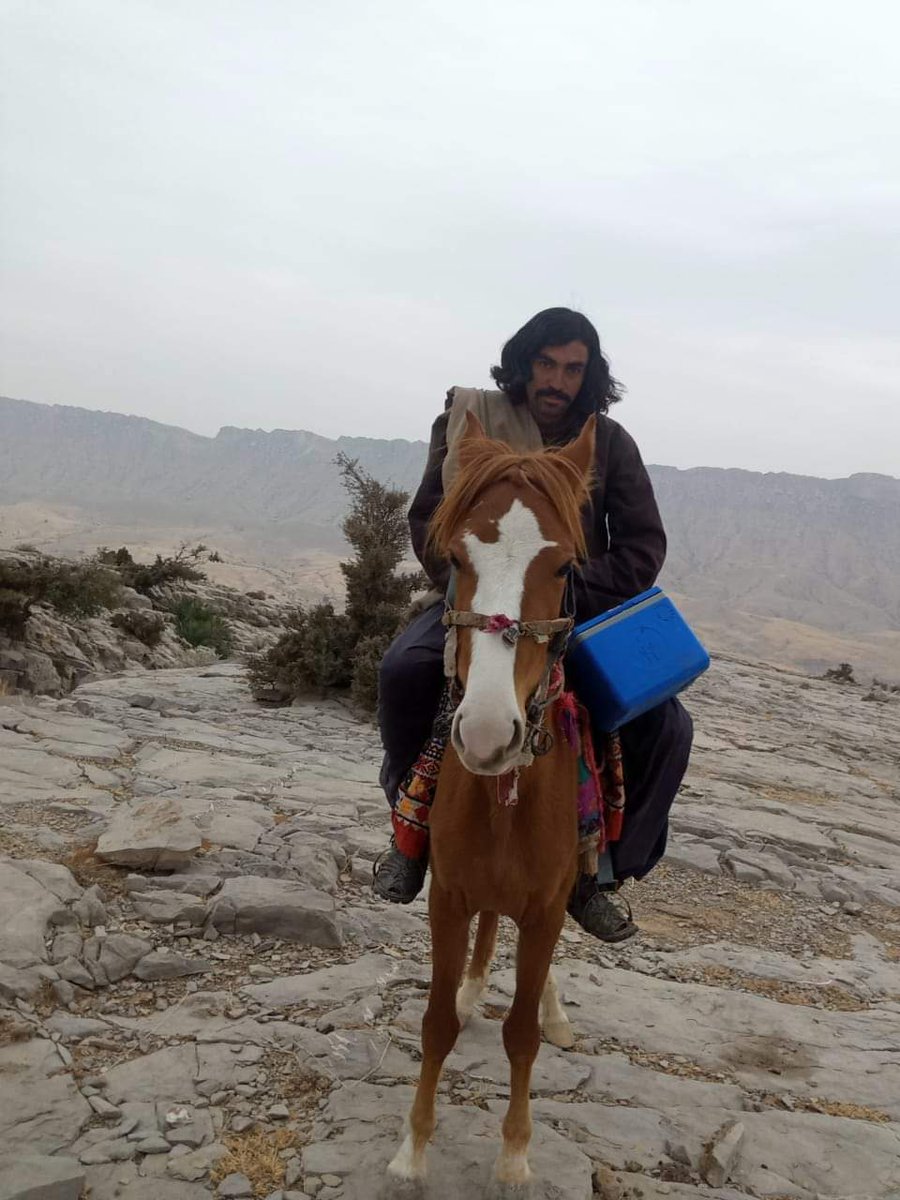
[305,1083,594,1200]
[207,875,341,945]
[0,1039,91,1157]
[133,745,284,788]
[0,1154,85,1200]
[102,1044,201,1105]
[0,860,68,970]
[514,960,900,1118]
[241,952,403,1007]
[95,796,202,869]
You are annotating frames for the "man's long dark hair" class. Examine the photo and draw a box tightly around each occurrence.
[490,307,624,414]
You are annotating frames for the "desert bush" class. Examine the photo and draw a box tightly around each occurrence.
[40,562,121,616]
[14,542,38,553]
[248,604,354,698]
[248,455,424,710]
[111,609,166,647]
[0,587,32,638]
[97,543,207,594]
[0,557,121,628]
[172,597,234,658]
[823,662,855,684]
[350,633,390,711]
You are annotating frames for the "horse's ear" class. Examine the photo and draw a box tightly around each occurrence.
[458,409,488,467]
[559,414,596,477]
[462,409,487,442]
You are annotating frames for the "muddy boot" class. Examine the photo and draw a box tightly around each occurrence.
[567,874,638,943]
[372,839,428,904]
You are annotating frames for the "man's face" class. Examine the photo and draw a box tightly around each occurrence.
[525,341,589,429]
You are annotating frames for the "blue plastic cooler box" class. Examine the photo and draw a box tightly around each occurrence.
[567,587,710,731]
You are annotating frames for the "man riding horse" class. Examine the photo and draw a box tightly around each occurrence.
[373,307,694,941]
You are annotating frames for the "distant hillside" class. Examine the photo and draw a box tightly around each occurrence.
[0,395,426,551]
[2,394,898,678]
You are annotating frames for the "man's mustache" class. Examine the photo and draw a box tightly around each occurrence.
[536,389,569,402]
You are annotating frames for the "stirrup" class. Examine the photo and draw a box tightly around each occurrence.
[568,886,638,943]
[372,839,428,905]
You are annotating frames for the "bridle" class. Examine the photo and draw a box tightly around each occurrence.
[441,578,576,799]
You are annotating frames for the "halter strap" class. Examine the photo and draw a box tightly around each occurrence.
[442,609,573,646]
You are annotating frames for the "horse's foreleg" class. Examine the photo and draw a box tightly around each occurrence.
[540,968,574,1049]
[456,910,498,1025]
[495,914,565,1187]
[388,885,469,1184]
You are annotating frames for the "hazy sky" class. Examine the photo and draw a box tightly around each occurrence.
[2,1,898,477]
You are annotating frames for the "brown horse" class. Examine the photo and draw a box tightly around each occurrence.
[388,411,596,1190]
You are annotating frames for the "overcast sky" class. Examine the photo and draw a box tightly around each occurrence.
[1,1,898,477]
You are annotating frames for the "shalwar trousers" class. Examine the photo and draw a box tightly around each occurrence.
[377,602,694,883]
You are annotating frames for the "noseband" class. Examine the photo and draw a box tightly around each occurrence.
[441,607,574,775]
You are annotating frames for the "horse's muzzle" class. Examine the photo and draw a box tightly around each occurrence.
[451,708,525,776]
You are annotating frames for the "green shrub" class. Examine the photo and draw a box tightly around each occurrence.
[248,603,355,698]
[97,543,207,595]
[172,598,234,658]
[350,633,393,711]
[111,610,166,647]
[823,662,855,684]
[0,557,121,625]
[247,456,425,711]
[40,562,121,617]
[0,588,32,638]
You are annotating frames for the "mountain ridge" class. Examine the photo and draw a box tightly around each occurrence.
[2,394,898,678]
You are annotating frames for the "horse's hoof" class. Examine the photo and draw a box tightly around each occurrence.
[486,1176,533,1199]
[542,1018,575,1049]
[492,1151,533,1190]
[379,1177,426,1200]
[387,1135,428,1186]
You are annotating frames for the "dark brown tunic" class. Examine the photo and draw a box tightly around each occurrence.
[407,398,667,624]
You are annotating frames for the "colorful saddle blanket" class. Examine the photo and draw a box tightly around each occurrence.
[392,683,625,873]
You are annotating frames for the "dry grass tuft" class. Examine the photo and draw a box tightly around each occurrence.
[764,1094,890,1122]
[0,676,14,696]
[698,965,866,1011]
[59,841,127,896]
[0,1012,33,1045]
[210,1127,298,1197]
[760,784,838,807]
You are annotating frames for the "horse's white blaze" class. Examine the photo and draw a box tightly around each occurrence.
[453,498,555,770]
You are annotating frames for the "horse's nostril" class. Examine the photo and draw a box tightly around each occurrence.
[507,718,524,752]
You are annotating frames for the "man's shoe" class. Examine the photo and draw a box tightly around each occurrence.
[567,878,638,943]
[372,841,427,904]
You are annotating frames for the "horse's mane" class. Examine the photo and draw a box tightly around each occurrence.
[429,437,592,560]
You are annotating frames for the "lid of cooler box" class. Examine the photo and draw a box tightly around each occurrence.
[571,586,664,643]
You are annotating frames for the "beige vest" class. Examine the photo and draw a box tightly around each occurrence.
[441,387,544,492]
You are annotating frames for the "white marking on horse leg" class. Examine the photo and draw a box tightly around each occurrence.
[454,499,556,769]
[456,973,487,1025]
[493,1146,533,1186]
[540,970,574,1049]
[387,1128,427,1180]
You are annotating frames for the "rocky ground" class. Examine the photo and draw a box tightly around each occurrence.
[1,656,898,1200]
[0,546,287,695]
